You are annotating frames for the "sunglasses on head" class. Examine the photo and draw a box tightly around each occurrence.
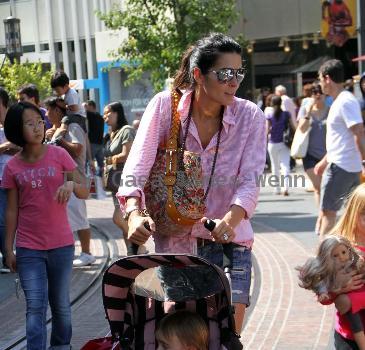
[209,68,246,84]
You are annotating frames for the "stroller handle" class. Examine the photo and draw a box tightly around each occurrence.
[131,222,151,255]
[204,219,233,269]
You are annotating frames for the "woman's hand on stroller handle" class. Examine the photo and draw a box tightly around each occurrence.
[202,217,236,244]
[127,211,155,245]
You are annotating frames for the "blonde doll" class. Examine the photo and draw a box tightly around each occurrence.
[297,236,364,301]
[297,235,365,349]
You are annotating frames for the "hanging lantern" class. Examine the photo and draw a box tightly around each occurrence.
[3,16,22,62]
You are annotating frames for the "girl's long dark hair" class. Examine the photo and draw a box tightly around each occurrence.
[107,102,128,130]
[173,33,242,90]
[271,95,282,120]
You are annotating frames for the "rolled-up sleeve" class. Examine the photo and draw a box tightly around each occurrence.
[230,107,266,218]
[116,92,166,211]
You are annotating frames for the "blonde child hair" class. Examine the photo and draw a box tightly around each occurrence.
[331,183,365,243]
[297,235,361,293]
[156,310,209,350]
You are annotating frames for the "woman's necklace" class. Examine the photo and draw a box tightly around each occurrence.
[180,95,224,201]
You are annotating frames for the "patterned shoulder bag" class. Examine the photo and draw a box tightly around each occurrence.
[144,90,222,236]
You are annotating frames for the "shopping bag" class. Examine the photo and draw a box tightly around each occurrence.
[290,126,311,159]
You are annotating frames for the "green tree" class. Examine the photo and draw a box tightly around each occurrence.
[0,59,53,102]
[99,0,239,91]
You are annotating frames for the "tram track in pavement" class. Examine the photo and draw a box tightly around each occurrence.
[2,224,118,350]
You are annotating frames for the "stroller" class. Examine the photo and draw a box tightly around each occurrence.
[82,253,243,350]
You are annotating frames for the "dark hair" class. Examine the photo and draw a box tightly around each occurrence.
[4,102,43,147]
[86,100,96,109]
[265,93,274,110]
[311,82,323,95]
[173,33,242,90]
[18,83,40,105]
[271,95,282,120]
[50,71,70,88]
[44,96,67,115]
[344,78,354,93]
[318,59,344,84]
[360,74,365,98]
[0,87,9,108]
[106,102,128,130]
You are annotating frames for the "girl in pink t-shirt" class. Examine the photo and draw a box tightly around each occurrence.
[2,102,89,350]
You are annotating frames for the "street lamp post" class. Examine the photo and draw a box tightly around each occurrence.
[3,16,22,64]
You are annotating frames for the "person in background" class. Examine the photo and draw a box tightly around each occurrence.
[103,102,136,255]
[257,87,272,111]
[0,88,19,273]
[84,100,104,176]
[359,73,365,122]
[17,83,52,129]
[132,119,140,131]
[266,95,296,196]
[297,82,329,235]
[314,59,365,238]
[344,78,354,94]
[275,84,298,128]
[45,97,96,267]
[50,71,87,133]
[275,84,298,170]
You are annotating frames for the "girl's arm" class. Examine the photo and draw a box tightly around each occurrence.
[55,168,89,202]
[106,142,133,165]
[5,188,18,272]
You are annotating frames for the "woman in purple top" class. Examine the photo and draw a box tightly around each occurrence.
[266,95,296,196]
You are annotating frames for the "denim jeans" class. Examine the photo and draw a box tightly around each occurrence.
[16,245,74,350]
[90,143,104,176]
[0,187,7,266]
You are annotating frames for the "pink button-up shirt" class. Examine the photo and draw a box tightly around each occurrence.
[117,90,266,252]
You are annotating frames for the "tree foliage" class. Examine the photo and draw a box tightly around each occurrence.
[99,0,238,91]
[0,59,53,102]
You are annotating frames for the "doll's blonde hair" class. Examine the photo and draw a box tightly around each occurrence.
[297,235,359,293]
[156,310,209,350]
[331,183,365,243]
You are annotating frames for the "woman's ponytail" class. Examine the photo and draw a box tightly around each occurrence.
[173,45,195,90]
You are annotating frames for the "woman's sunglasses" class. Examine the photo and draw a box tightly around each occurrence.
[311,88,323,95]
[209,68,246,84]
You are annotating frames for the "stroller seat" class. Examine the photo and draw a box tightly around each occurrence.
[86,254,242,350]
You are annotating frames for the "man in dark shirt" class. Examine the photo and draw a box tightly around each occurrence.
[84,100,104,176]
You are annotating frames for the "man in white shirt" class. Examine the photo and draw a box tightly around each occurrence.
[314,59,365,236]
[275,85,298,128]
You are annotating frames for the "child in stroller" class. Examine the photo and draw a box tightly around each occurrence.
[82,253,243,350]
[156,310,209,350]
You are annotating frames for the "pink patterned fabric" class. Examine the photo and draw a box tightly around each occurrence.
[117,90,266,251]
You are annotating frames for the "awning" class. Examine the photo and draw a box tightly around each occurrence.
[352,55,365,62]
[291,56,333,73]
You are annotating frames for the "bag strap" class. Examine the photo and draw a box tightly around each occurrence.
[164,90,198,226]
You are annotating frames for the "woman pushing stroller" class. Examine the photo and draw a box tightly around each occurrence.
[117,33,266,331]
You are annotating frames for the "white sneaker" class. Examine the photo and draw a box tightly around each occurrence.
[0,265,10,273]
[73,253,96,267]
